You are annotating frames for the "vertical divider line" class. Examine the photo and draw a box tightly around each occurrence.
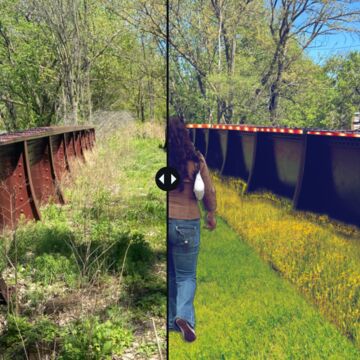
[166,0,170,358]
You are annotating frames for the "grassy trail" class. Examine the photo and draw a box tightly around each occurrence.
[169,217,360,359]
[0,122,166,359]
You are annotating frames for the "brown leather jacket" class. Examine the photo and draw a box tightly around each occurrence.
[169,153,216,220]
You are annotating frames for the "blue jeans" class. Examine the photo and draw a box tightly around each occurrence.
[168,218,200,330]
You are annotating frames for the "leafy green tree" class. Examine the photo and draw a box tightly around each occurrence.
[0,0,165,130]
[0,0,60,130]
[167,0,360,128]
[324,52,360,129]
[259,0,360,123]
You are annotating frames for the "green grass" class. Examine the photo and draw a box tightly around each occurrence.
[0,122,166,359]
[169,217,360,359]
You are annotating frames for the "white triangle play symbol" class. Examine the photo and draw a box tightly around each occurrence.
[159,174,165,184]
[171,174,176,184]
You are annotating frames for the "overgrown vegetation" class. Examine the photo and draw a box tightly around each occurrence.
[168,0,360,128]
[169,217,360,359]
[1,1,359,130]
[213,174,360,348]
[0,1,165,129]
[0,121,166,359]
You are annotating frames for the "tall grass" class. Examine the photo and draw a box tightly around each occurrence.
[214,174,360,348]
[0,121,166,359]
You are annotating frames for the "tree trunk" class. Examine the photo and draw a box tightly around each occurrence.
[268,46,286,124]
[218,4,222,71]
[148,77,154,122]
[86,67,92,123]
[221,19,236,123]
[4,100,17,130]
[269,83,279,123]
[72,99,78,125]
[196,73,206,99]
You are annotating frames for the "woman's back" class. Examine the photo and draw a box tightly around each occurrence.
[169,153,216,220]
[168,116,217,342]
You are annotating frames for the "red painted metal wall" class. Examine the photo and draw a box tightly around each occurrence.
[0,126,95,303]
[0,126,95,230]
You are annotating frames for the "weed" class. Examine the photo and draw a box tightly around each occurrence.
[28,254,78,287]
[124,274,166,317]
[7,220,74,263]
[0,315,58,359]
[137,341,157,357]
[59,317,133,360]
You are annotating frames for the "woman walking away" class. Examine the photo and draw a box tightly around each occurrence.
[168,116,217,342]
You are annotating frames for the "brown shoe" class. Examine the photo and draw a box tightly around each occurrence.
[175,318,196,342]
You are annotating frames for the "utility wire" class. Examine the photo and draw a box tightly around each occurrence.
[306,44,360,51]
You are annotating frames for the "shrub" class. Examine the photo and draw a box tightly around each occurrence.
[124,274,166,317]
[59,317,133,360]
[72,224,154,278]
[28,253,78,287]
[7,220,74,264]
[0,315,58,359]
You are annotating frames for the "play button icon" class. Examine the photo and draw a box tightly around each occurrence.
[155,167,180,191]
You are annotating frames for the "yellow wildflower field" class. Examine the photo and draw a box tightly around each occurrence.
[214,174,360,347]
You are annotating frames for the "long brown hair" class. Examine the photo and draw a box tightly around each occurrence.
[168,116,200,191]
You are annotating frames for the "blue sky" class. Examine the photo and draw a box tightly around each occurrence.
[305,31,360,65]
[302,2,360,65]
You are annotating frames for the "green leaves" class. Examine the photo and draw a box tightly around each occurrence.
[169,0,360,128]
[59,317,133,360]
[324,52,360,129]
[0,0,165,130]
[0,3,59,130]
[0,315,59,359]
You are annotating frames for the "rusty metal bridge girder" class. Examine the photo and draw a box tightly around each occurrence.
[0,126,95,230]
[0,126,95,304]
[188,124,360,228]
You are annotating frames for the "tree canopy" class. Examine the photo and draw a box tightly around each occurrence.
[0,0,165,130]
[1,0,359,130]
[169,0,360,129]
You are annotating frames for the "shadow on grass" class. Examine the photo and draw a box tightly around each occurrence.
[120,247,166,318]
[4,219,162,285]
